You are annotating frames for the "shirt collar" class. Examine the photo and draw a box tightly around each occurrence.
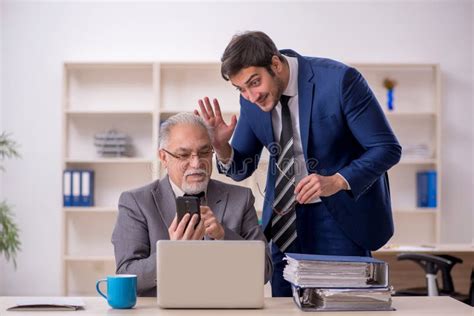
[169,177,186,197]
[282,55,298,97]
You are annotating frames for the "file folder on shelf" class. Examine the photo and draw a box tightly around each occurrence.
[63,170,72,207]
[417,170,437,208]
[71,170,81,207]
[80,170,94,207]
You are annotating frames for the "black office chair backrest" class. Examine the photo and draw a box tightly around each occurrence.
[468,269,474,306]
[397,253,464,295]
[436,254,463,293]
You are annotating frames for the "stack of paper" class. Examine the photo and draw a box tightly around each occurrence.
[94,130,130,157]
[402,143,433,159]
[284,253,393,311]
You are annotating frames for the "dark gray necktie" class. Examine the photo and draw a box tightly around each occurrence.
[268,95,298,253]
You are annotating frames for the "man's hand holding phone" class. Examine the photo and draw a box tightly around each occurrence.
[168,213,205,240]
[169,195,224,240]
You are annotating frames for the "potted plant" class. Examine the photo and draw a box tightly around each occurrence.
[0,132,21,268]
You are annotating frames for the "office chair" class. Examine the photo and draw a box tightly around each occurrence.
[395,253,473,306]
[467,269,474,306]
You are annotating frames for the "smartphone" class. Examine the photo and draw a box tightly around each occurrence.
[176,196,201,230]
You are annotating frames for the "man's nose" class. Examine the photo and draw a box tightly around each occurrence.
[247,90,259,103]
[189,154,201,167]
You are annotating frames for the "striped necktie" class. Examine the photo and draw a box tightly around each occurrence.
[268,95,298,253]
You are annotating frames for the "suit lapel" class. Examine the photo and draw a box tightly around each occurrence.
[151,176,176,229]
[297,55,315,162]
[206,179,228,223]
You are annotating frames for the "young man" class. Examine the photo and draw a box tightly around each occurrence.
[197,31,401,296]
[112,113,272,296]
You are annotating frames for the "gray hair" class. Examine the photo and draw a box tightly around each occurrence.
[158,112,213,149]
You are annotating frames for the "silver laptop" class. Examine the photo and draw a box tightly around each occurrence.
[156,240,265,309]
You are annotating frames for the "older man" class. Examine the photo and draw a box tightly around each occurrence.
[112,112,272,296]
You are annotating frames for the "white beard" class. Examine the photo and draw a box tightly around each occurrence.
[181,169,209,194]
[182,178,209,195]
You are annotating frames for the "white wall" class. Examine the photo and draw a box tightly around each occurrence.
[471,2,474,244]
[1,0,472,295]
[0,0,4,294]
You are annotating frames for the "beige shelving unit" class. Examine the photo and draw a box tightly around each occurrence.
[61,63,159,295]
[353,63,442,245]
[61,61,441,295]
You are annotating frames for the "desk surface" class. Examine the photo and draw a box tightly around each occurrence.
[1,296,472,315]
[375,243,474,254]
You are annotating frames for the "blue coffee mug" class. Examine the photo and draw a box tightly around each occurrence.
[96,274,137,309]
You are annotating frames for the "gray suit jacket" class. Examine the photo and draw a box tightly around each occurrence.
[112,176,273,297]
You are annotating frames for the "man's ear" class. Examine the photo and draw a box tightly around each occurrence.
[271,55,283,73]
[158,149,168,168]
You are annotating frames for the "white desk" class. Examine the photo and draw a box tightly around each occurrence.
[376,243,474,254]
[1,296,472,315]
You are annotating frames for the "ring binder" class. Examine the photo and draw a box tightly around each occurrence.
[284,253,393,311]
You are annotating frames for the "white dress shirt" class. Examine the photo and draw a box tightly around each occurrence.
[271,56,321,203]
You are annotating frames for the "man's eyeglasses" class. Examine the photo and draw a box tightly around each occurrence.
[162,147,214,162]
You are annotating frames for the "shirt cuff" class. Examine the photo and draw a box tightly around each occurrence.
[336,172,351,190]
[216,147,234,171]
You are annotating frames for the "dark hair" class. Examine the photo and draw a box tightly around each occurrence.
[220,31,285,81]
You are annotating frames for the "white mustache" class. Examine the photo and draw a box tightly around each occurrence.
[184,169,207,177]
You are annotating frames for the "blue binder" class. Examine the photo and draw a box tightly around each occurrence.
[71,170,81,206]
[63,170,73,207]
[426,171,437,207]
[286,253,385,264]
[80,170,94,207]
[417,170,437,208]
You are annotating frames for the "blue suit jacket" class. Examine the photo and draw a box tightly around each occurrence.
[220,50,402,251]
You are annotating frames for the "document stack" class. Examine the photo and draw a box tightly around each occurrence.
[94,130,130,157]
[283,253,393,311]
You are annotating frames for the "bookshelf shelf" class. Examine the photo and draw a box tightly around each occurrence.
[65,158,154,164]
[65,109,154,115]
[398,158,437,165]
[385,111,437,118]
[393,208,438,214]
[64,256,116,262]
[64,207,117,213]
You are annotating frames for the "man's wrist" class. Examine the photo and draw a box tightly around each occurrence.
[218,227,225,240]
[214,143,232,164]
[335,173,349,190]
[211,226,225,240]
